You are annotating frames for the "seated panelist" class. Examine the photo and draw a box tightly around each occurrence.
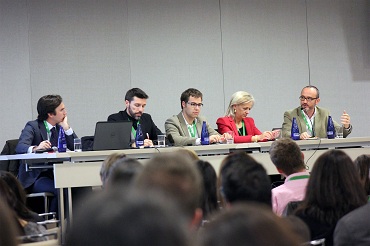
[216,91,279,143]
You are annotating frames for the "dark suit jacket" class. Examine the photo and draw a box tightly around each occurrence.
[15,119,76,188]
[334,203,370,246]
[107,110,162,140]
[216,116,263,143]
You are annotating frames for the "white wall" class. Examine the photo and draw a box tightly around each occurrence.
[0,0,369,147]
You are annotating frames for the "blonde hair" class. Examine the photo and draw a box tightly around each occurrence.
[225,91,255,117]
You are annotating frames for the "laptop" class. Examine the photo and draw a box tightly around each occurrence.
[92,121,132,151]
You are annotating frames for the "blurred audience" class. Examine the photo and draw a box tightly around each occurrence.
[135,152,203,229]
[197,203,301,246]
[354,154,370,198]
[66,188,189,246]
[0,177,47,242]
[100,153,126,187]
[105,157,143,188]
[0,199,18,246]
[195,160,219,222]
[220,152,271,207]
[294,150,367,245]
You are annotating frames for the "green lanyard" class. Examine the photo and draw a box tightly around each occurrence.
[237,121,246,136]
[187,122,197,137]
[288,175,310,181]
[43,120,51,141]
[130,120,140,138]
[300,110,313,134]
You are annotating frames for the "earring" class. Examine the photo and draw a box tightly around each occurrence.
[234,109,236,113]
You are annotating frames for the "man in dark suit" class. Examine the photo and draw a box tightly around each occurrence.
[108,88,162,147]
[16,95,77,213]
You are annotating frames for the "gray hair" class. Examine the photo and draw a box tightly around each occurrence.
[225,91,255,117]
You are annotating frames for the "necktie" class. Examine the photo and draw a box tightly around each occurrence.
[50,127,58,147]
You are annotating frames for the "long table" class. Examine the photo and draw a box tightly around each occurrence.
[3,137,370,244]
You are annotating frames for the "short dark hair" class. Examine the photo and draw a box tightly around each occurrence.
[198,203,301,246]
[37,95,63,121]
[180,88,203,109]
[106,158,143,188]
[135,152,202,219]
[221,152,271,206]
[125,88,148,102]
[302,85,320,98]
[269,138,305,176]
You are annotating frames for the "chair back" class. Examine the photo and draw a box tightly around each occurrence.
[0,139,20,176]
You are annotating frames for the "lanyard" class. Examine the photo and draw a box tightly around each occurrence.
[187,122,197,137]
[131,119,140,138]
[237,121,245,136]
[43,120,51,141]
[288,175,310,181]
[300,110,313,134]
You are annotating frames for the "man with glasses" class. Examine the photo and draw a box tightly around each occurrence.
[108,88,162,147]
[282,85,352,139]
[165,88,223,146]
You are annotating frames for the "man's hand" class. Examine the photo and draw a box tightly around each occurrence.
[209,135,221,144]
[340,110,351,129]
[59,116,70,131]
[300,132,311,140]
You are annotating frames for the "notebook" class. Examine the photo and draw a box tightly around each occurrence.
[92,121,132,151]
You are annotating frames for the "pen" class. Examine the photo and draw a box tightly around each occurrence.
[146,133,150,139]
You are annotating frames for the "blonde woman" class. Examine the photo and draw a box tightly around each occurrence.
[216,91,279,143]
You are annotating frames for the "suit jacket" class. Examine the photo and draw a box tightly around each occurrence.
[216,116,263,143]
[165,112,220,146]
[108,110,162,140]
[282,106,352,138]
[334,203,370,246]
[15,119,77,188]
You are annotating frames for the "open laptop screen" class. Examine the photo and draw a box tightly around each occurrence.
[92,121,132,151]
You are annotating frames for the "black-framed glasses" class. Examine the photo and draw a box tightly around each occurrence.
[187,102,203,108]
[299,96,317,102]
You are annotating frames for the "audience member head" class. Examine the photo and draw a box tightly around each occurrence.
[100,153,126,187]
[176,148,200,161]
[225,91,255,118]
[195,160,219,220]
[37,94,63,121]
[0,199,19,246]
[269,138,306,176]
[197,203,301,246]
[135,152,203,226]
[66,188,189,246]
[0,171,35,221]
[220,152,271,207]
[354,154,370,196]
[180,88,203,109]
[296,150,367,225]
[105,157,143,188]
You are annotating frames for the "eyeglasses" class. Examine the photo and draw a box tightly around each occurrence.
[187,102,203,108]
[299,96,318,102]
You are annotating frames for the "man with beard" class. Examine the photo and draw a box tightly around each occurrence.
[282,85,352,139]
[165,88,223,146]
[108,88,162,147]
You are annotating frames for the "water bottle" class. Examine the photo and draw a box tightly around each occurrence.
[201,121,210,145]
[135,123,144,147]
[327,116,335,139]
[291,117,300,140]
[57,127,67,152]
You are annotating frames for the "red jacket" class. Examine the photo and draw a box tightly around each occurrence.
[216,116,263,143]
